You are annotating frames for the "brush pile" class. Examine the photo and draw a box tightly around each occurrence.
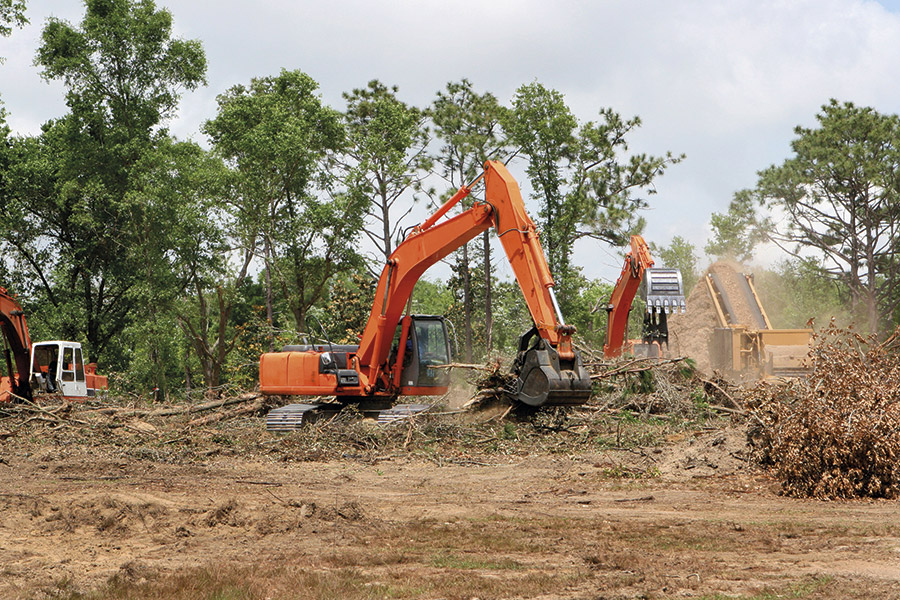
[747,322,900,499]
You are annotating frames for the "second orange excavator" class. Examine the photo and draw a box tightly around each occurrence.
[602,235,686,358]
[259,161,593,413]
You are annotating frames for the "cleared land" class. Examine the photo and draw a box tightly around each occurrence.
[2,406,900,600]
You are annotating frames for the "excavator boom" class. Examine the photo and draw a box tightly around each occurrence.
[0,287,33,400]
[260,161,592,407]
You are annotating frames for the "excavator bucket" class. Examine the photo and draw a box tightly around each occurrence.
[638,268,686,352]
[642,268,687,314]
[511,328,593,407]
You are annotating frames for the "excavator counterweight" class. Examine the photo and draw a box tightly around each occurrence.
[259,161,593,411]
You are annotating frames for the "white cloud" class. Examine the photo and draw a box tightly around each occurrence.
[4,0,900,283]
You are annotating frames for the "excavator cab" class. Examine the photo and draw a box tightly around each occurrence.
[29,341,108,398]
[394,315,452,393]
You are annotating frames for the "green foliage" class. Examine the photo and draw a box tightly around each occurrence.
[705,189,769,262]
[432,79,507,185]
[489,280,534,356]
[204,69,366,336]
[408,278,452,317]
[503,81,683,309]
[0,0,26,40]
[562,276,613,348]
[651,235,700,294]
[315,270,377,344]
[444,247,488,358]
[754,99,900,334]
[125,138,227,394]
[431,80,507,358]
[37,0,206,138]
[753,257,849,329]
[0,1,207,369]
[341,80,431,261]
[503,82,579,281]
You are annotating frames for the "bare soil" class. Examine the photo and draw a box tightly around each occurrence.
[2,415,900,599]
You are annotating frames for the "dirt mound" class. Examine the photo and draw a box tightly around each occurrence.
[40,494,173,535]
[667,260,759,373]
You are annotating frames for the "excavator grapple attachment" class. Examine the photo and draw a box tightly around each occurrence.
[639,268,687,351]
[512,328,593,407]
[642,268,686,314]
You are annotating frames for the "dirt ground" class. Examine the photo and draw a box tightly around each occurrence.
[2,416,900,600]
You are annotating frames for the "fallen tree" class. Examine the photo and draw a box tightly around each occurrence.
[747,322,900,499]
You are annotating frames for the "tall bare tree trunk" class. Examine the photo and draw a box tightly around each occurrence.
[483,230,492,354]
[462,243,473,362]
[264,238,274,352]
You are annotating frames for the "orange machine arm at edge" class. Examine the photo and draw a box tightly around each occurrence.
[0,287,33,399]
[355,160,573,391]
[603,235,654,358]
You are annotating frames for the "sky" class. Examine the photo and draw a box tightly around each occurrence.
[3,0,900,285]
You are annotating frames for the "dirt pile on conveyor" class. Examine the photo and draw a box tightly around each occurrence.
[667,260,756,374]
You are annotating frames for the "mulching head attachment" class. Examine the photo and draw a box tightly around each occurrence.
[511,327,593,407]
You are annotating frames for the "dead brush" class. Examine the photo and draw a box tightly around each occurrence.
[747,321,900,499]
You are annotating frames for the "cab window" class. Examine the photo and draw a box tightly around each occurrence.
[62,347,75,382]
[414,320,450,365]
[74,347,85,382]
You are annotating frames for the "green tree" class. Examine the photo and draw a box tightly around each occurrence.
[754,257,849,330]
[204,69,367,340]
[408,278,453,317]
[753,100,900,334]
[340,80,431,264]
[0,0,26,45]
[314,270,377,345]
[431,79,506,358]
[490,280,534,355]
[652,235,700,294]
[565,276,614,350]
[705,189,769,262]
[123,140,242,398]
[37,0,205,141]
[0,0,206,366]
[503,81,683,309]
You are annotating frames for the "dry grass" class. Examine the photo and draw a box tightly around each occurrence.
[24,509,899,600]
[13,356,900,598]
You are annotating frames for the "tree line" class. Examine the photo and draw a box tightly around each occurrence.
[0,0,681,399]
[707,100,900,335]
[4,1,897,401]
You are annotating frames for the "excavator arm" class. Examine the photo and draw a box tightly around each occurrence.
[603,235,686,358]
[260,161,592,407]
[0,286,33,401]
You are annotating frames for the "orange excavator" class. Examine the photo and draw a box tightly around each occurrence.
[0,286,108,402]
[603,235,686,358]
[259,161,592,417]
